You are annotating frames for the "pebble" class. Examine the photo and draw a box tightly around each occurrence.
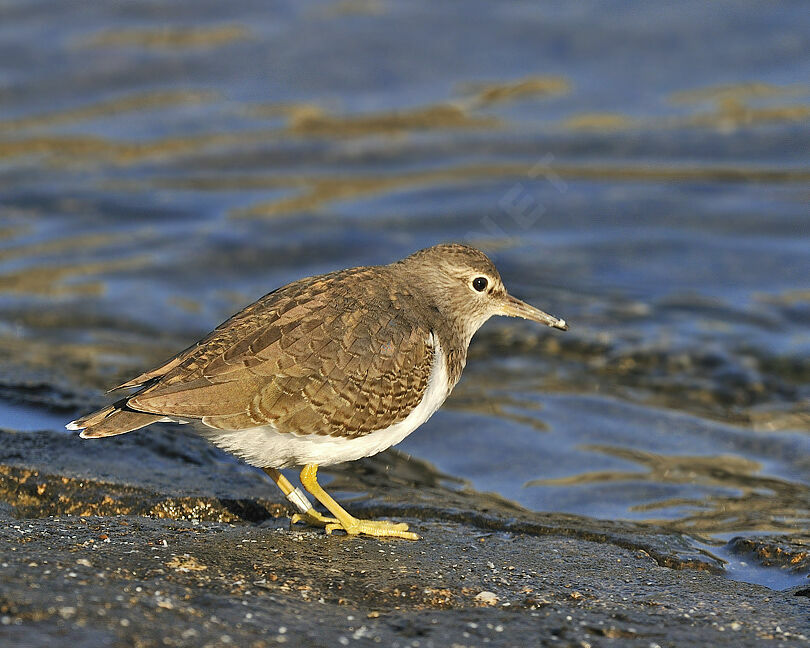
[475,591,498,606]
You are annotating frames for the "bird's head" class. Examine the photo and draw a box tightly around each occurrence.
[399,243,568,344]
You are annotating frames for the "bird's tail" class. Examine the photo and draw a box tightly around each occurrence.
[66,399,164,438]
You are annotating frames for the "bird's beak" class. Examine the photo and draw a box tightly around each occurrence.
[498,294,568,330]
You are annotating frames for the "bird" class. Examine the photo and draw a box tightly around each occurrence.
[67,243,568,540]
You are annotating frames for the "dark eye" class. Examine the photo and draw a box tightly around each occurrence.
[472,276,488,292]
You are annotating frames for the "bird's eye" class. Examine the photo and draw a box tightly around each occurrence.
[472,276,488,292]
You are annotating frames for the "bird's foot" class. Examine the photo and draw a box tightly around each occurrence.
[291,508,339,528]
[325,517,419,540]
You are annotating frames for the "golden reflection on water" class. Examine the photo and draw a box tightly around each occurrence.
[0,98,494,166]
[528,444,810,536]
[249,100,499,137]
[228,165,511,218]
[687,102,810,130]
[0,91,217,134]
[0,131,265,167]
[0,225,27,242]
[565,81,810,132]
[0,257,147,296]
[757,289,810,306]
[0,229,151,296]
[563,113,636,132]
[459,76,571,106]
[0,330,167,393]
[79,24,251,51]
[286,103,498,138]
[669,81,808,104]
[0,75,806,223]
[0,232,123,263]
[318,0,385,18]
[225,163,810,219]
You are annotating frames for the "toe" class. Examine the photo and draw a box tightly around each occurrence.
[291,510,339,528]
[324,523,345,535]
[386,522,410,531]
[312,517,419,540]
[357,520,419,540]
[382,528,419,540]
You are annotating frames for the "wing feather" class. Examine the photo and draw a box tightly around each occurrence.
[124,268,437,438]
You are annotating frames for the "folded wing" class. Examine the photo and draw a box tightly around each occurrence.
[125,269,436,438]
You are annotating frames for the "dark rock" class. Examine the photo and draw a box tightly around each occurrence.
[0,428,808,647]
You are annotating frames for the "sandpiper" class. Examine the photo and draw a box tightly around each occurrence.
[68,244,567,540]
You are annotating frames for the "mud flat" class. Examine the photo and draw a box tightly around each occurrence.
[1,426,808,648]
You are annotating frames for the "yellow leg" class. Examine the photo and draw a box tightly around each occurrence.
[299,464,418,540]
[262,467,338,528]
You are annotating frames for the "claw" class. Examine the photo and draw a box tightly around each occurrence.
[291,508,339,528]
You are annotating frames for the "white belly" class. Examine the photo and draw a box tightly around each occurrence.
[199,338,449,468]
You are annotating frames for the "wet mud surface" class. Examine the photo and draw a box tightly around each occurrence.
[2,427,809,647]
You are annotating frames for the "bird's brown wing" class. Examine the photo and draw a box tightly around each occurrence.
[127,269,437,438]
[112,274,318,391]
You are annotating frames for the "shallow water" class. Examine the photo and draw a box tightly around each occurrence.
[1,1,809,587]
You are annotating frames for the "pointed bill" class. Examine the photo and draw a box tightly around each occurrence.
[499,294,568,330]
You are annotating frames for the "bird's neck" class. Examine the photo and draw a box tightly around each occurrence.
[432,316,475,390]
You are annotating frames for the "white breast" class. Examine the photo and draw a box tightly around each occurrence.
[200,336,450,468]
